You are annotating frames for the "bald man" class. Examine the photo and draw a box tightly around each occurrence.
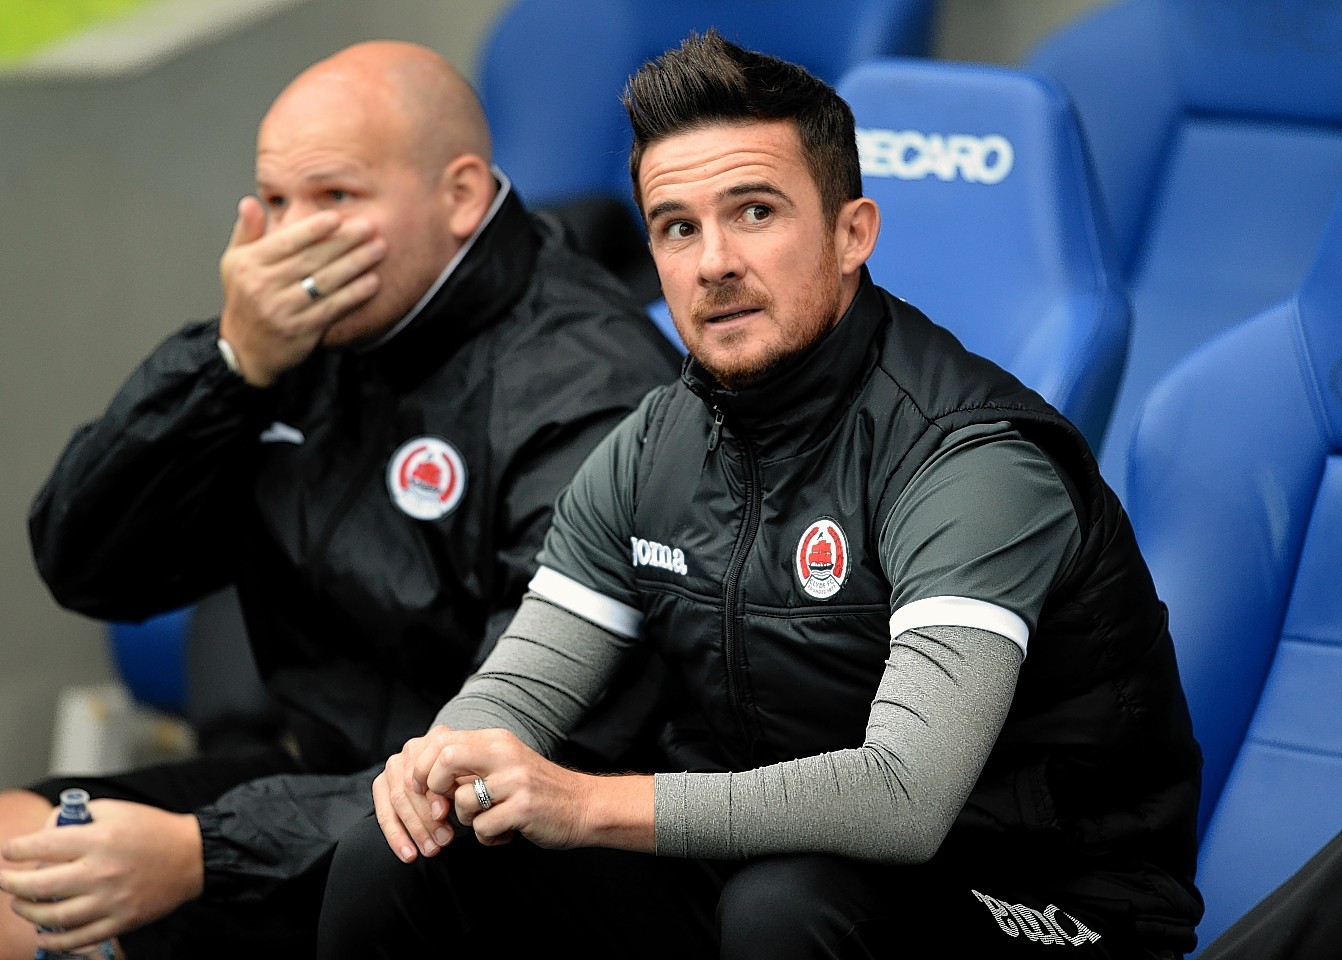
[0,41,680,960]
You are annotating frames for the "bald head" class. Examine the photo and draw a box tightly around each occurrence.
[263,40,491,178]
[251,41,499,348]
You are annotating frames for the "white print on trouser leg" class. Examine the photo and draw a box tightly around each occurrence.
[971,890,1102,946]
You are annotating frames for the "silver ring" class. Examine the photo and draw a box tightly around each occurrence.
[301,275,322,301]
[472,777,494,810]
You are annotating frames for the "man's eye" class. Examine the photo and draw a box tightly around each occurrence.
[328,190,349,202]
[665,221,694,240]
[263,195,286,209]
[742,204,771,224]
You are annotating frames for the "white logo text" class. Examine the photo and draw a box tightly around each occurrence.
[631,537,688,576]
[857,128,1015,184]
[972,890,1101,946]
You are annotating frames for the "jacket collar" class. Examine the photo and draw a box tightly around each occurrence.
[682,268,888,457]
[355,169,539,383]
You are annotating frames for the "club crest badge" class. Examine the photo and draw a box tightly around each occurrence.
[796,518,849,600]
[387,436,467,521]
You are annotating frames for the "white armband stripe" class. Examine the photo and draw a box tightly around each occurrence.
[528,566,642,639]
[889,596,1029,658]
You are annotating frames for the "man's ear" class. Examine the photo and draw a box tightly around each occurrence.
[441,154,494,240]
[835,196,880,278]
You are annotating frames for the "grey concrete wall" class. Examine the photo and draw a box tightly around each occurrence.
[0,0,1107,788]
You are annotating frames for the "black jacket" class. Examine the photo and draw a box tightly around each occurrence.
[28,185,682,898]
[629,272,1202,949]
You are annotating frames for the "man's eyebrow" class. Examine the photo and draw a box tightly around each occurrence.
[723,181,789,204]
[256,166,364,190]
[646,198,689,225]
[296,166,361,183]
[646,181,791,224]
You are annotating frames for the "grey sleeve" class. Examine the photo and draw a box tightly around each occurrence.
[433,593,638,758]
[434,600,1021,865]
[654,624,1021,864]
[880,421,1081,640]
[651,425,1078,863]
[446,423,1064,864]
[534,390,661,612]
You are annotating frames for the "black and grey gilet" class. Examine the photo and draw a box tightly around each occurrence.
[630,271,1203,948]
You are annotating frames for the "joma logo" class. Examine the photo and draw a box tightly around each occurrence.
[630,537,688,576]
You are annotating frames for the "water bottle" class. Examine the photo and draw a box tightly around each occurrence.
[34,788,116,960]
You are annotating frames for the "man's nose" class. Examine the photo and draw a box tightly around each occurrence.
[697,226,744,284]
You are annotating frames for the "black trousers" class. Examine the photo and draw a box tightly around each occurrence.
[318,814,1181,959]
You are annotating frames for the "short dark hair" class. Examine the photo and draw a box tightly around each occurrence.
[622,29,862,226]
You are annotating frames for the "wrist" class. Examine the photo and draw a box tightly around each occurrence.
[215,335,275,388]
[585,773,656,853]
[178,812,206,900]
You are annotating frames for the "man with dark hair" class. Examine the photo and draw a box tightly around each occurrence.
[0,40,680,960]
[317,30,1203,959]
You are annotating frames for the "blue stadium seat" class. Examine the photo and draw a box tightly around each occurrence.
[645,297,685,355]
[1125,187,1342,953]
[1027,0,1342,496]
[108,607,192,715]
[478,0,937,214]
[837,57,1130,447]
[106,587,282,754]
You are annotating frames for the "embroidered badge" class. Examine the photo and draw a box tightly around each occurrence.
[796,518,849,600]
[387,436,467,520]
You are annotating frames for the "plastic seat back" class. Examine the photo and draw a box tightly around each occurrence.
[477,0,937,212]
[107,587,282,751]
[107,607,192,715]
[1126,189,1342,952]
[1028,0,1342,495]
[838,57,1130,447]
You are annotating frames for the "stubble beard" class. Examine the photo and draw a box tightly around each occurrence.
[693,256,842,391]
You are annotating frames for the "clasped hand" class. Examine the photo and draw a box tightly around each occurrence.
[373,726,612,864]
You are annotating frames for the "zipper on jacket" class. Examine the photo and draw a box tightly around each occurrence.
[722,430,762,758]
[707,407,725,451]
